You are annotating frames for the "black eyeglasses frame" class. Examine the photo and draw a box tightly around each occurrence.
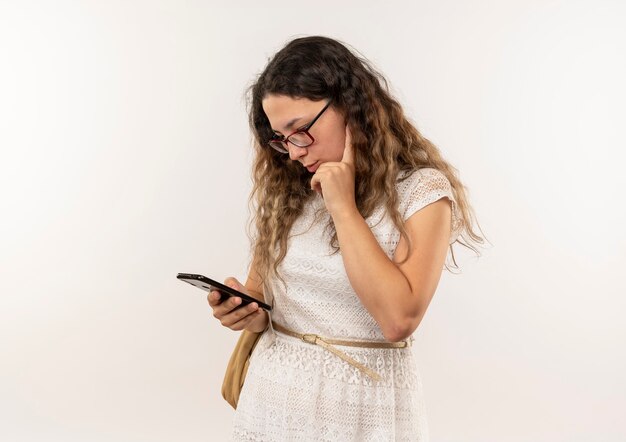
[268,99,333,154]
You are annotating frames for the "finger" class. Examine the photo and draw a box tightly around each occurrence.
[211,277,248,312]
[310,175,323,196]
[221,301,260,328]
[207,290,222,307]
[229,309,265,331]
[341,125,354,165]
[310,174,320,190]
[212,294,243,317]
[223,277,244,292]
[224,296,243,312]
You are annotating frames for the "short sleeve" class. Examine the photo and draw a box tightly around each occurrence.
[398,168,464,244]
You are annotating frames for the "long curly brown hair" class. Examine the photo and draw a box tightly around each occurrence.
[244,36,486,288]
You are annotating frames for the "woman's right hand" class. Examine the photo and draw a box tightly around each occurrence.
[207,277,268,333]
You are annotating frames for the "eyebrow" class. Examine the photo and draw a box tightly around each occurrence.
[272,116,304,134]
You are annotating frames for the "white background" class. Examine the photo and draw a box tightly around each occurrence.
[1,0,625,441]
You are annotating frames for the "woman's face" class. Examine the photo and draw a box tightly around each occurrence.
[262,94,347,173]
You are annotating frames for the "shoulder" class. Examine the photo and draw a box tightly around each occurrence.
[396,167,453,198]
[396,168,463,242]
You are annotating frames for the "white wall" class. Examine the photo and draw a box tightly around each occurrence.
[1,0,624,440]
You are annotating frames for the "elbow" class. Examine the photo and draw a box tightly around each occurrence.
[382,314,421,342]
[382,325,414,343]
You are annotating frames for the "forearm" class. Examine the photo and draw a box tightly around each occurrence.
[332,208,419,341]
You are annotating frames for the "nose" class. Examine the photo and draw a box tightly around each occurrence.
[288,144,308,161]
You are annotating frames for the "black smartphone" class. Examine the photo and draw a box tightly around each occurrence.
[177,273,272,312]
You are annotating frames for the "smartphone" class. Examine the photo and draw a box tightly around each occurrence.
[177,273,272,312]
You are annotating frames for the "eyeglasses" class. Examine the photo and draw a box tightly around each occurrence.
[268,99,332,154]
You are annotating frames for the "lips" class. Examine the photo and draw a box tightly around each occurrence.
[305,161,319,173]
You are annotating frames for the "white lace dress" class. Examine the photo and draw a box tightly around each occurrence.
[230,168,463,442]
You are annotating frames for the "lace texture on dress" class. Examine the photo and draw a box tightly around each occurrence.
[230,168,460,441]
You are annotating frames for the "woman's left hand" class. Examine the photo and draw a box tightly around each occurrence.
[310,125,358,220]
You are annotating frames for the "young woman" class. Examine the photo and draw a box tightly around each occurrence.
[208,35,484,441]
